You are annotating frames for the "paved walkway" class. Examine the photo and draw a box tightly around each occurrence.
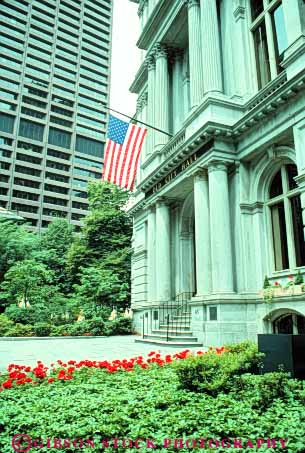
[0,335,205,371]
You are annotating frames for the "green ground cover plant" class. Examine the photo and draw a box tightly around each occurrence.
[0,343,305,453]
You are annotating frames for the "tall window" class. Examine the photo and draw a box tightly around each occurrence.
[268,164,305,271]
[250,0,288,89]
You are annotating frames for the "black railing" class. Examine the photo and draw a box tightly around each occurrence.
[141,292,193,342]
[160,292,193,340]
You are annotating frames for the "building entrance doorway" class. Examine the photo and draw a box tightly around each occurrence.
[273,313,305,334]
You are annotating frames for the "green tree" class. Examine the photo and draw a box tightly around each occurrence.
[0,259,54,306]
[74,266,129,307]
[68,181,133,308]
[0,221,39,283]
[34,219,74,292]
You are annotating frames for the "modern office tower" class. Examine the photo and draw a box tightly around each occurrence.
[0,0,112,231]
[129,0,305,345]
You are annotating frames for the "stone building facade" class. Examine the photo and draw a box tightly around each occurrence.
[128,0,305,346]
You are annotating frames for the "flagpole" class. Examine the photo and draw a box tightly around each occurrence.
[101,104,173,138]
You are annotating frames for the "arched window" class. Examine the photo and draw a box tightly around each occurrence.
[267,164,305,271]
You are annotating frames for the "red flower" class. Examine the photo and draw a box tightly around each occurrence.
[2,380,13,389]
[274,281,280,286]
[48,378,55,383]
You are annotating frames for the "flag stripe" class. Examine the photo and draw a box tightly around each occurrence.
[118,124,136,187]
[125,126,145,190]
[102,114,147,190]
[127,128,147,190]
[121,125,141,188]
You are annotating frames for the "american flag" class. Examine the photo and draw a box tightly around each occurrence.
[102,114,147,190]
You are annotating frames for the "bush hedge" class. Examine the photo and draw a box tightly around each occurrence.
[1,346,305,453]
[0,314,133,337]
[174,341,264,395]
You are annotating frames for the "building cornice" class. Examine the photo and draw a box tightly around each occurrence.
[128,68,305,215]
[129,60,147,94]
[137,0,184,50]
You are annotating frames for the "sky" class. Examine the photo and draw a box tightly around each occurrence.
[110,0,141,120]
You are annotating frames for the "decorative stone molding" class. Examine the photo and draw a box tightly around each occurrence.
[193,168,208,180]
[153,42,168,59]
[184,0,200,7]
[208,161,229,173]
[145,54,155,70]
[136,91,148,114]
[233,0,246,20]
[240,202,264,214]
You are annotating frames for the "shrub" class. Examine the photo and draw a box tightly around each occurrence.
[4,323,34,337]
[105,317,133,335]
[33,322,52,337]
[5,304,50,325]
[67,320,92,336]
[49,324,73,336]
[87,317,106,336]
[174,341,264,395]
[295,270,304,285]
[0,314,14,336]
[233,372,297,410]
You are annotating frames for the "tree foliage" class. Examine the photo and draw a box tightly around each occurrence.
[0,180,133,321]
[0,259,54,305]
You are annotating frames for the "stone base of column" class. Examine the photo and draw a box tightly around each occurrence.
[282,35,305,80]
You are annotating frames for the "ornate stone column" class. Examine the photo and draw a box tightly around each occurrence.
[145,54,156,155]
[194,170,211,295]
[147,205,156,302]
[200,0,223,93]
[154,43,169,149]
[186,0,204,107]
[172,49,184,133]
[155,198,171,301]
[232,2,254,96]
[208,162,234,293]
[294,119,305,240]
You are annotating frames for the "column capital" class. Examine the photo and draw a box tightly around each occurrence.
[145,54,155,70]
[193,168,208,180]
[145,200,156,211]
[155,196,173,207]
[208,161,229,173]
[184,0,200,8]
[153,42,168,60]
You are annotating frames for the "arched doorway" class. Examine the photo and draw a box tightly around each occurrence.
[179,192,196,296]
[273,313,305,334]
[264,308,305,334]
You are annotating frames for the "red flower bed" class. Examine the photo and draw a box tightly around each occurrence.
[0,347,227,392]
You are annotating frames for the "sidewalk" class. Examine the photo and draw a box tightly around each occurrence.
[0,335,205,371]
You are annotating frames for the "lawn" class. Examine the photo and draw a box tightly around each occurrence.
[0,344,305,453]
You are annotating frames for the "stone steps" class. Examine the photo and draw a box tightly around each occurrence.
[152,329,194,337]
[135,338,203,347]
[142,333,197,342]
